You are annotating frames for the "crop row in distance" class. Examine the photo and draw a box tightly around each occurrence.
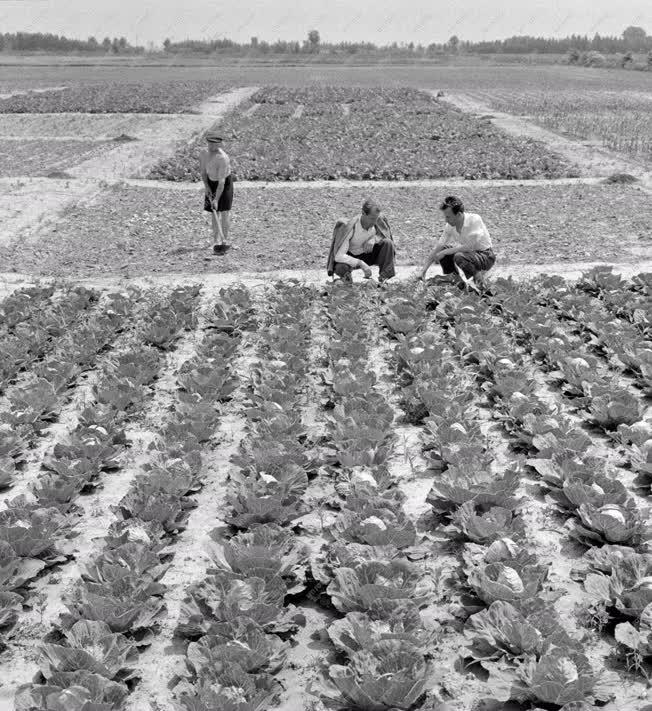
[0,80,232,114]
[468,89,652,164]
[147,86,580,182]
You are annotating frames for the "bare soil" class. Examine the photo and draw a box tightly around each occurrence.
[1,181,649,278]
[0,87,257,247]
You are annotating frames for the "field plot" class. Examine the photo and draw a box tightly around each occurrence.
[2,180,649,277]
[0,273,649,711]
[467,89,652,165]
[148,86,579,181]
[0,139,123,177]
[0,80,231,113]
[0,113,176,140]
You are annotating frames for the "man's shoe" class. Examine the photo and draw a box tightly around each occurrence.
[213,244,225,254]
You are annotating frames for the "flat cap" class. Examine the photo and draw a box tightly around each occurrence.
[205,130,223,143]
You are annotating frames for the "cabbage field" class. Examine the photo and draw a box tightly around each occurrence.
[0,267,650,711]
[147,86,580,181]
[0,60,650,711]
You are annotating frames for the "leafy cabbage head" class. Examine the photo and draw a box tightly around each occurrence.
[324,639,429,711]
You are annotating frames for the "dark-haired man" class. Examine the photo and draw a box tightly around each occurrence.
[327,198,396,283]
[200,131,234,255]
[419,196,496,286]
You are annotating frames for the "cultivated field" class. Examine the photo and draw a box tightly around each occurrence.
[466,89,652,164]
[0,60,651,711]
[0,272,650,711]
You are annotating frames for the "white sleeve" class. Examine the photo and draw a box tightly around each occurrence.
[435,224,455,249]
[469,215,491,250]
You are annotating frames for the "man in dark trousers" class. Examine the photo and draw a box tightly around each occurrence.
[200,131,234,255]
[419,196,496,288]
[327,198,396,283]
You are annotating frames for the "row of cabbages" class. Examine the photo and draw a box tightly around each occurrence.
[0,286,97,392]
[310,282,450,711]
[171,282,313,711]
[0,285,55,334]
[518,272,650,402]
[11,285,209,709]
[1,288,152,650]
[382,284,621,710]
[0,289,135,492]
[487,273,651,495]
[425,280,652,685]
[577,268,650,342]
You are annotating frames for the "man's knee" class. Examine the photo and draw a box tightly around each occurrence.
[334,262,352,277]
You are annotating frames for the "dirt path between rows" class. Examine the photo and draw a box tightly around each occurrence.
[439,92,652,192]
[68,86,257,180]
[0,87,257,247]
[2,260,650,297]
[0,175,611,192]
[0,86,68,100]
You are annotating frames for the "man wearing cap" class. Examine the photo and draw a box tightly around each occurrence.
[200,131,234,255]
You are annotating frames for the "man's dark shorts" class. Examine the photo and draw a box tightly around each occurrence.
[203,174,234,212]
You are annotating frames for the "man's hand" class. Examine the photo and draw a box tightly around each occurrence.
[361,264,373,279]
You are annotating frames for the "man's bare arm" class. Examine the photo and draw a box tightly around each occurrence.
[200,153,212,194]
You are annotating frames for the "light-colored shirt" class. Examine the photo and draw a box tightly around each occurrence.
[436,212,492,251]
[335,217,378,267]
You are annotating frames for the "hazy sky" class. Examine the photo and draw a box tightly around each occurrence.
[1,0,650,47]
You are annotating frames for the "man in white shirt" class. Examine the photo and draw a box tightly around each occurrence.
[419,196,496,285]
[328,198,396,282]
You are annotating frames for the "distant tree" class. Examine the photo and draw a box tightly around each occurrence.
[102,37,112,52]
[448,35,459,53]
[163,37,171,51]
[568,48,580,64]
[306,29,320,53]
[621,50,633,67]
[648,49,652,67]
[111,37,120,53]
[250,36,258,48]
[622,25,647,49]
[583,50,606,67]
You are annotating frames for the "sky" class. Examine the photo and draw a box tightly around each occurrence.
[1,0,650,48]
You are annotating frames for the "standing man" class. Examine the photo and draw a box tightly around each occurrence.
[327,198,396,283]
[200,130,234,255]
[419,196,496,287]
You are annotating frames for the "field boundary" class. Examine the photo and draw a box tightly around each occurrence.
[0,175,621,191]
[1,260,650,294]
[438,92,652,193]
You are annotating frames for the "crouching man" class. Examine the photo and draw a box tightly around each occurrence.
[327,198,396,283]
[419,196,496,287]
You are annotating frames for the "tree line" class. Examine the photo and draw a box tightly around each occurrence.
[1,26,650,56]
[0,32,143,54]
